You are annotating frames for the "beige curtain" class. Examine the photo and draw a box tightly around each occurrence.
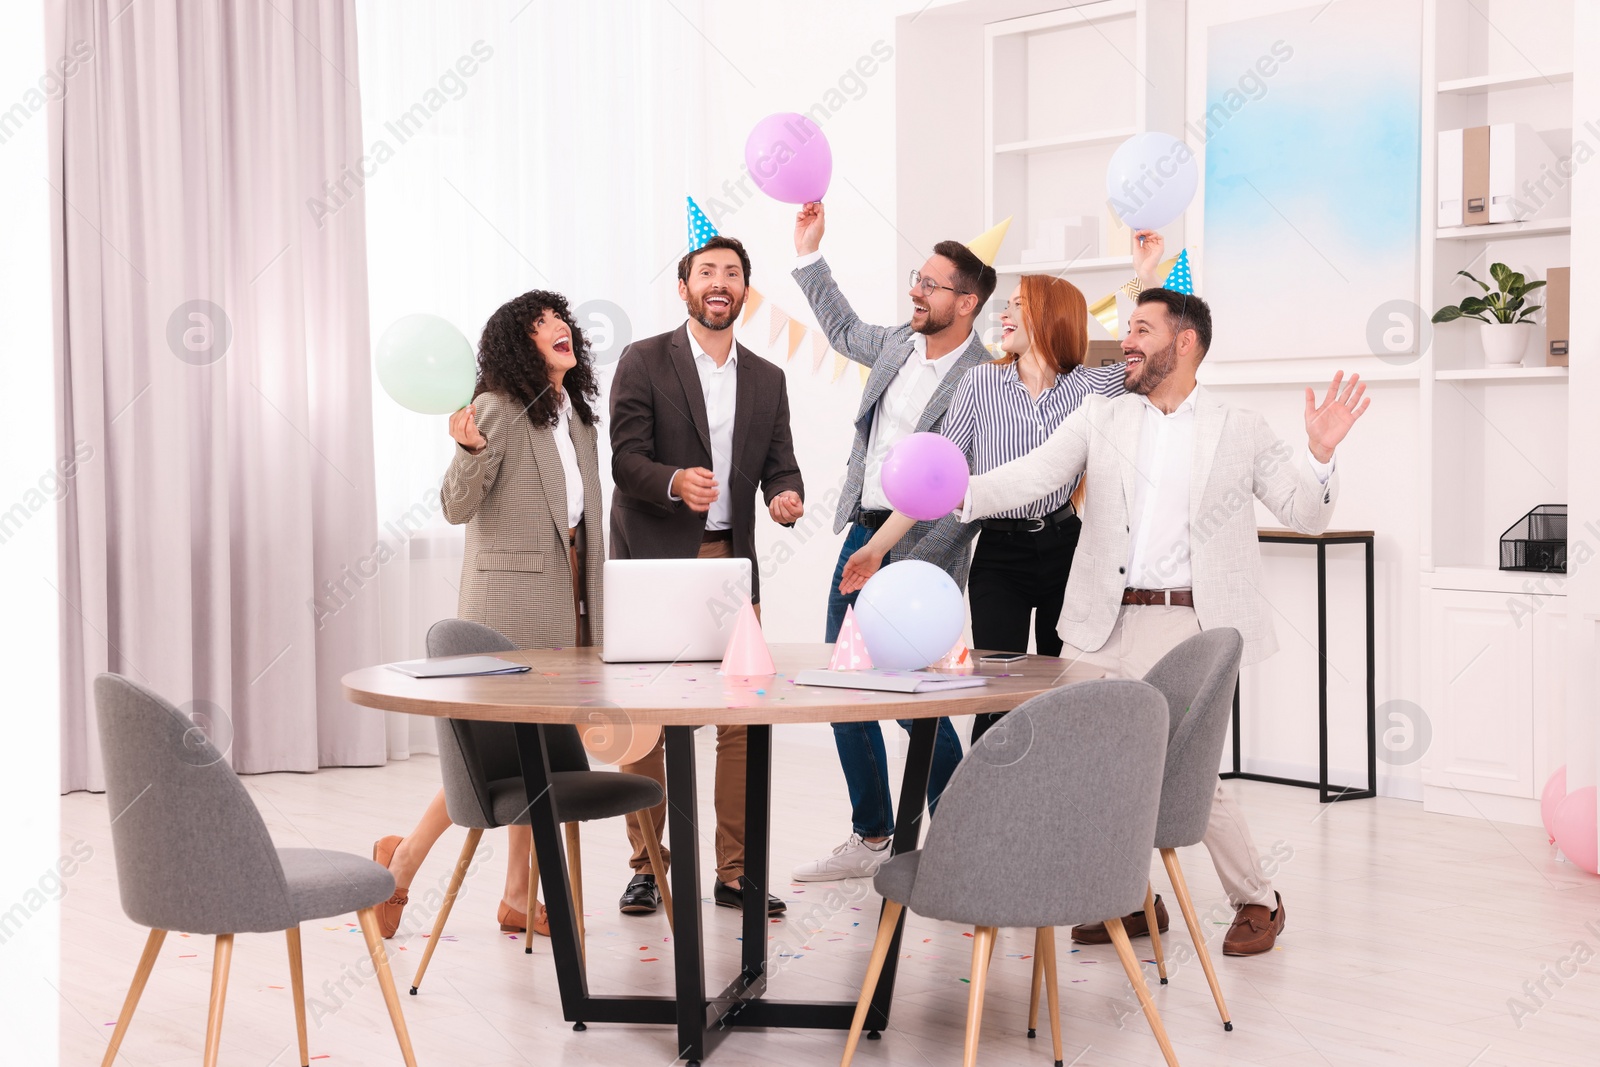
[52,0,385,790]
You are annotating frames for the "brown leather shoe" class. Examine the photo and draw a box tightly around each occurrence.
[1223,892,1285,955]
[372,835,408,939]
[498,900,551,937]
[1071,894,1169,945]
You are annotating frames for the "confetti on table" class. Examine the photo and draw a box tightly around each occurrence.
[641,957,660,962]
[179,954,197,958]
[755,689,766,695]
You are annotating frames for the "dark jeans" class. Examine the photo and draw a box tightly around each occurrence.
[824,523,964,838]
[968,516,1081,742]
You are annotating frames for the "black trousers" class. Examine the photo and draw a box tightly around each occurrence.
[968,515,1081,742]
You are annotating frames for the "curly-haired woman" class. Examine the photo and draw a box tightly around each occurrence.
[372,290,606,939]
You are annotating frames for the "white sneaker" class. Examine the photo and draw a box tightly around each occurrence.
[791,834,892,882]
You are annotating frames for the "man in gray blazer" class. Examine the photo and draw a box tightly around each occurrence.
[961,288,1369,954]
[609,234,804,917]
[788,203,995,883]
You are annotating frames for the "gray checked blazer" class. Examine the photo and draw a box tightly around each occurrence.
[440,389,605,649]
[792,255,993,587]
[967,389,1339,664]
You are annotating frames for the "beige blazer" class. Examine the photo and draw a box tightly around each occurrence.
[967,389,1338,664]
[441,390,605,649]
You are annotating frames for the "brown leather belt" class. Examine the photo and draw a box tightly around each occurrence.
[1122,587,1194,607]
[701,527,733,543]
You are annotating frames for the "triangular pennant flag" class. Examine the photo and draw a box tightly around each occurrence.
[966,216,1012,267]
[742,287,765,325]
[687,196,718,251]
[832,353,849,382]
[810,331,828,372]
[720,600,775,675]
[1088,291,1119,338]
[858,363,870,387]
[767,304,790,348]
[785,319,807,362]
[1163,248,1193,294]
[930,637,973,674]
[828,606,873,670]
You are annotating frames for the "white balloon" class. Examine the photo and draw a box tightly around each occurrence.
[1106,132,1199,231]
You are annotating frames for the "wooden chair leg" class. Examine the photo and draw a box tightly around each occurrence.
[841,900,902,1067]
[637,807,674,929]
[203,934,234,1067]
[356,907,420,1067]
[1039,926,1064,1067]
[100,927,166,1067]
[412,827,481,992]
[565,822,586,960]
[1027,927,1044,1037]
[286,927,310,1067]
[1162,847,1232,1030]
[962,926,997,1067]
[1107,918,1179,1067]
[1146,881,1168,985]
[526,829,541,955]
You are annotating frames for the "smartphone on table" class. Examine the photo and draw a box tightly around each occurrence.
[977,651,1027,663]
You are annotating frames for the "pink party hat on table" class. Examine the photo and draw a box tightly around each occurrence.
[930,637,973,674]
[720,600,776,676]
[829,605,874,671]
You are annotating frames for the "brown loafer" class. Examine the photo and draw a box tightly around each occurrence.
[1072,894,1169,945]
[1223,891,1285,956]
[372,835,408,939]
[498,900,551,937]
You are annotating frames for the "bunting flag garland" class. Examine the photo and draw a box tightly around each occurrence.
[1163,248,1193,294]
[785,318,806,361]
[766,304,790,348]
[810,331,828,372]
[832,353,849,382]
[742,287,765,325]
[686,196,718,250]
[1088,291,1120,339]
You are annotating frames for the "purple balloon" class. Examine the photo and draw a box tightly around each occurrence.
[881,432,969,521]
[744,112,832,204]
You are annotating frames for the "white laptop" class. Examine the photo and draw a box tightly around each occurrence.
[600,557,752,663]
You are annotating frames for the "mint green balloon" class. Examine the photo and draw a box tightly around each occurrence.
[375,314,476,414]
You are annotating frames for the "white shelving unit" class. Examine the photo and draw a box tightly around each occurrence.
[981,0,1185,333]
[1419,0,1577,825]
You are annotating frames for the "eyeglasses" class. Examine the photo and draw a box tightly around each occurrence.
[908,269,968,297]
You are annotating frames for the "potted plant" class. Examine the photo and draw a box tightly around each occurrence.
[1431,263,1546,366]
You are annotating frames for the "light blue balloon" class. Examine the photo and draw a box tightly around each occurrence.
[1105,132,1198,231]
[854,560,966,670]
[375,314,477,414]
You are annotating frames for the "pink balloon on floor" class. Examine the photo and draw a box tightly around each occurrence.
[744,112,832,204]
[1541,765,1568,842]
[1553,785,1599,875]
[880,432,969,521]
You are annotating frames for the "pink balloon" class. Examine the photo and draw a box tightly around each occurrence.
[881,432,969,521]
[1553,785,1599,875]
[744,112,832,204]
[1541,765,1568,842]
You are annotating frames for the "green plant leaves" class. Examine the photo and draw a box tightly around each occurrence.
[1436,263,1548,326]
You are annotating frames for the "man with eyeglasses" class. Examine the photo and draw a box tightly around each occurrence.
[787,201,997,882]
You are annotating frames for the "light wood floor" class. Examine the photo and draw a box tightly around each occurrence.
[61,728,1600,1066]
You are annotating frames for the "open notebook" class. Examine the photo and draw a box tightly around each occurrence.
[793,669,989,694]
[386,656,532,679]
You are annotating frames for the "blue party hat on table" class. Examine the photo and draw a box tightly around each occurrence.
[687,196,718,250]
[1163,248,1193,294]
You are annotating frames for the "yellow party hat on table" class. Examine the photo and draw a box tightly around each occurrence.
[966,216,1012,267]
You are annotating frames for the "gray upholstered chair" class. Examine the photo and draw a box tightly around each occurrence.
[408,619,671,994]
[841,679,1179,1067]
[1026,627,1244,1040]
[93,674,417,1067]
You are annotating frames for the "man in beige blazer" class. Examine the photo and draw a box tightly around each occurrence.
[962,288,1369,955]
[608,235,804,917]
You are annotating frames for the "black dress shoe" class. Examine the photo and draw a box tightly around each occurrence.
[619,873,660,914]
[713,879,786,914]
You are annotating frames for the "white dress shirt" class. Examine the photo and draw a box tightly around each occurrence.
[552,394,585,530]
[667,325,738,531]
[1125,385,1334,589]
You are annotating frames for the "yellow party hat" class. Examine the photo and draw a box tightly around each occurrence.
[965,216,1012,267]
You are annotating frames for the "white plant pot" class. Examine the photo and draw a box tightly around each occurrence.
[1480,321,1532,366]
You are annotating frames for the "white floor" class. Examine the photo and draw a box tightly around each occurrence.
[60,730,1600,1067]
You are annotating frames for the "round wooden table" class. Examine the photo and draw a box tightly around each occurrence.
[344,643,1102,1065]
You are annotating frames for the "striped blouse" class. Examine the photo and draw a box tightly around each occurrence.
[941,359,1127,520]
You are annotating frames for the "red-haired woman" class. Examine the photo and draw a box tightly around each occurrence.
[839,235,1169,740]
